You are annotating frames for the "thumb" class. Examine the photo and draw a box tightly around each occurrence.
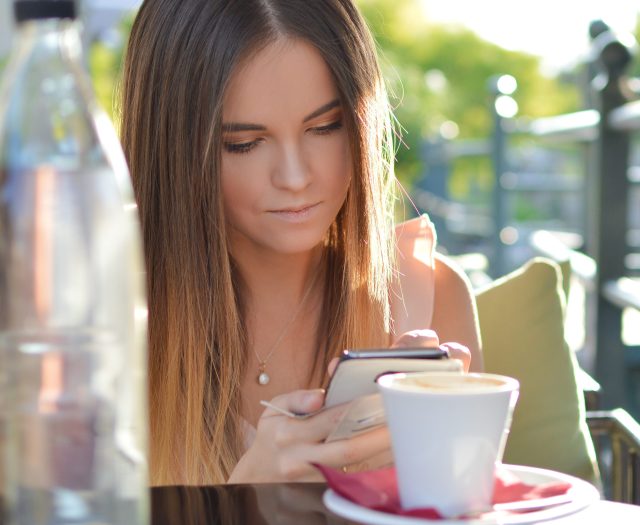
[392,329,440,348]
[263,389,326,418]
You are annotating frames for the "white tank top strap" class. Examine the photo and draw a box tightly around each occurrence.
[390,214,437,339]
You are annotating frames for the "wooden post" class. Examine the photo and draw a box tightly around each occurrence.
[591,28,634,409]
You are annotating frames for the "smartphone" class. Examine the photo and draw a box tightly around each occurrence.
[339,347,448,360]
[324,346,462,408]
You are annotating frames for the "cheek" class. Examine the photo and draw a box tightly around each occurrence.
[220,153,268,214]
[308,134,352,192]
[220,162,253,231]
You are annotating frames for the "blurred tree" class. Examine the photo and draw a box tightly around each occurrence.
[629,14,640,79]
[86,1,584,199]
[356,0,580,192]
[88,15,134,130]
[90,43,121,119]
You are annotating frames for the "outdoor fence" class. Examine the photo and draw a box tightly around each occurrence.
[416,21,640,416]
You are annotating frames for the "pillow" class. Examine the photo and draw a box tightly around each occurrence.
[476,258,600,483]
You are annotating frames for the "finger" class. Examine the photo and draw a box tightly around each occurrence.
[257,400,349,450]
[272,459,326,483]
[267,426,392,482]
[440,342,472,373]
[266,402,353,447]
[262,389,326,418]
[307,425,391,470]
[391,329,440,348]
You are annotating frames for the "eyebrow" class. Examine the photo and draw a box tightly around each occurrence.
[303,99,341,122]
[222,122,266,132]
[221,99,341,133]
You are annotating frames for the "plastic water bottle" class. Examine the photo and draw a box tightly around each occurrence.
[0,1,149,524]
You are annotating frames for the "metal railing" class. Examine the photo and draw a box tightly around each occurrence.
[417,21,640,416]
[512,25,640,414]
[588,409,640,504]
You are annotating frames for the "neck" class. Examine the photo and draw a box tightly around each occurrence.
[233,244,325,394]
[232,244,325,309]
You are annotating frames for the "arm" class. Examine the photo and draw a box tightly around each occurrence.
[430,252,483,372]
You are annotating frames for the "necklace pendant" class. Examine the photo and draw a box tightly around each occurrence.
[257,371,270,385]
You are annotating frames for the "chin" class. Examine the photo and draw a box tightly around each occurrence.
[272,239,325,255]
[268,229,328,255]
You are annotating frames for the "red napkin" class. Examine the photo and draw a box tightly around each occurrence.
[313,463,572,520]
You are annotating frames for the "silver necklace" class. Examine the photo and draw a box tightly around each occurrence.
[253,273,318,386]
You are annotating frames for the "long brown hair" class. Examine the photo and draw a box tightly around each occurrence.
[120,0,396,485]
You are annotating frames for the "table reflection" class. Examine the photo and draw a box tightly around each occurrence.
[151,483,350,525]
[0,483,351,525]
[4,487,640,524]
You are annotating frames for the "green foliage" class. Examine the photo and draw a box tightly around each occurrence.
[356,0,580,194]
[629,14,640,79]
[88,15,134,126]
[85,1,584,203]
[90,43,120,119]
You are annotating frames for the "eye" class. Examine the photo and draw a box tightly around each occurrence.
[310,120,343,135]
[223,140,261,154]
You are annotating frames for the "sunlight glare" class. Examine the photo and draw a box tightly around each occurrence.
[495,96,518,118]
[419,0,640,74]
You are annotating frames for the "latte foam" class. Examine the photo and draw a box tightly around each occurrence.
[381,373,516,394]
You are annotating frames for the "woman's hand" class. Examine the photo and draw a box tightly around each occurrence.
[228,389,390,483]
[392,329,472,373]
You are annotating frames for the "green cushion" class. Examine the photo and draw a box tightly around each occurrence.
[476,258,600,483]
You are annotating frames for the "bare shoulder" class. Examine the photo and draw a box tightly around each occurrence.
[433,252,470,290]
[431,253,484,371]
[432,253,476,315]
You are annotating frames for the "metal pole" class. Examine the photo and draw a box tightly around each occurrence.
[418,136,452,250]
[488,75,518,278]
[590,27,635,409]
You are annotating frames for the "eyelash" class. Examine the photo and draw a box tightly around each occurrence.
[311,120,344,135]
[223,120,344,155]
[223,141,259,154]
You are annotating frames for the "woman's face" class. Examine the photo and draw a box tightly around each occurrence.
[221,38,351,257]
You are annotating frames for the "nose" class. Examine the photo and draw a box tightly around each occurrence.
[271,142,311,192]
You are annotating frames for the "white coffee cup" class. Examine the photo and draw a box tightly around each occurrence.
[377,371,519,517]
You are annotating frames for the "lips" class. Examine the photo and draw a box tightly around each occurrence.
[267,202,320,221]
[269,202,319,214]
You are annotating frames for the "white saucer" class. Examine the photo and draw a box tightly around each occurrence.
[322,464,600,525]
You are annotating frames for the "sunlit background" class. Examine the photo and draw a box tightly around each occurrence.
[1,0,638,262]
[420,0,639,75]
[2,0,640,405]
[2,0,638,181]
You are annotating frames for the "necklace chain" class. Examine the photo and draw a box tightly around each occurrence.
[253,271,318,386]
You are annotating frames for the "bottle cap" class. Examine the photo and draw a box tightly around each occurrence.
[14,0,76,22]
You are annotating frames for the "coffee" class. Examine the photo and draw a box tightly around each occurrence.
[385,373,512,394]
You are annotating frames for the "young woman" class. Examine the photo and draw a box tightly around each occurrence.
[120,0,482,485]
